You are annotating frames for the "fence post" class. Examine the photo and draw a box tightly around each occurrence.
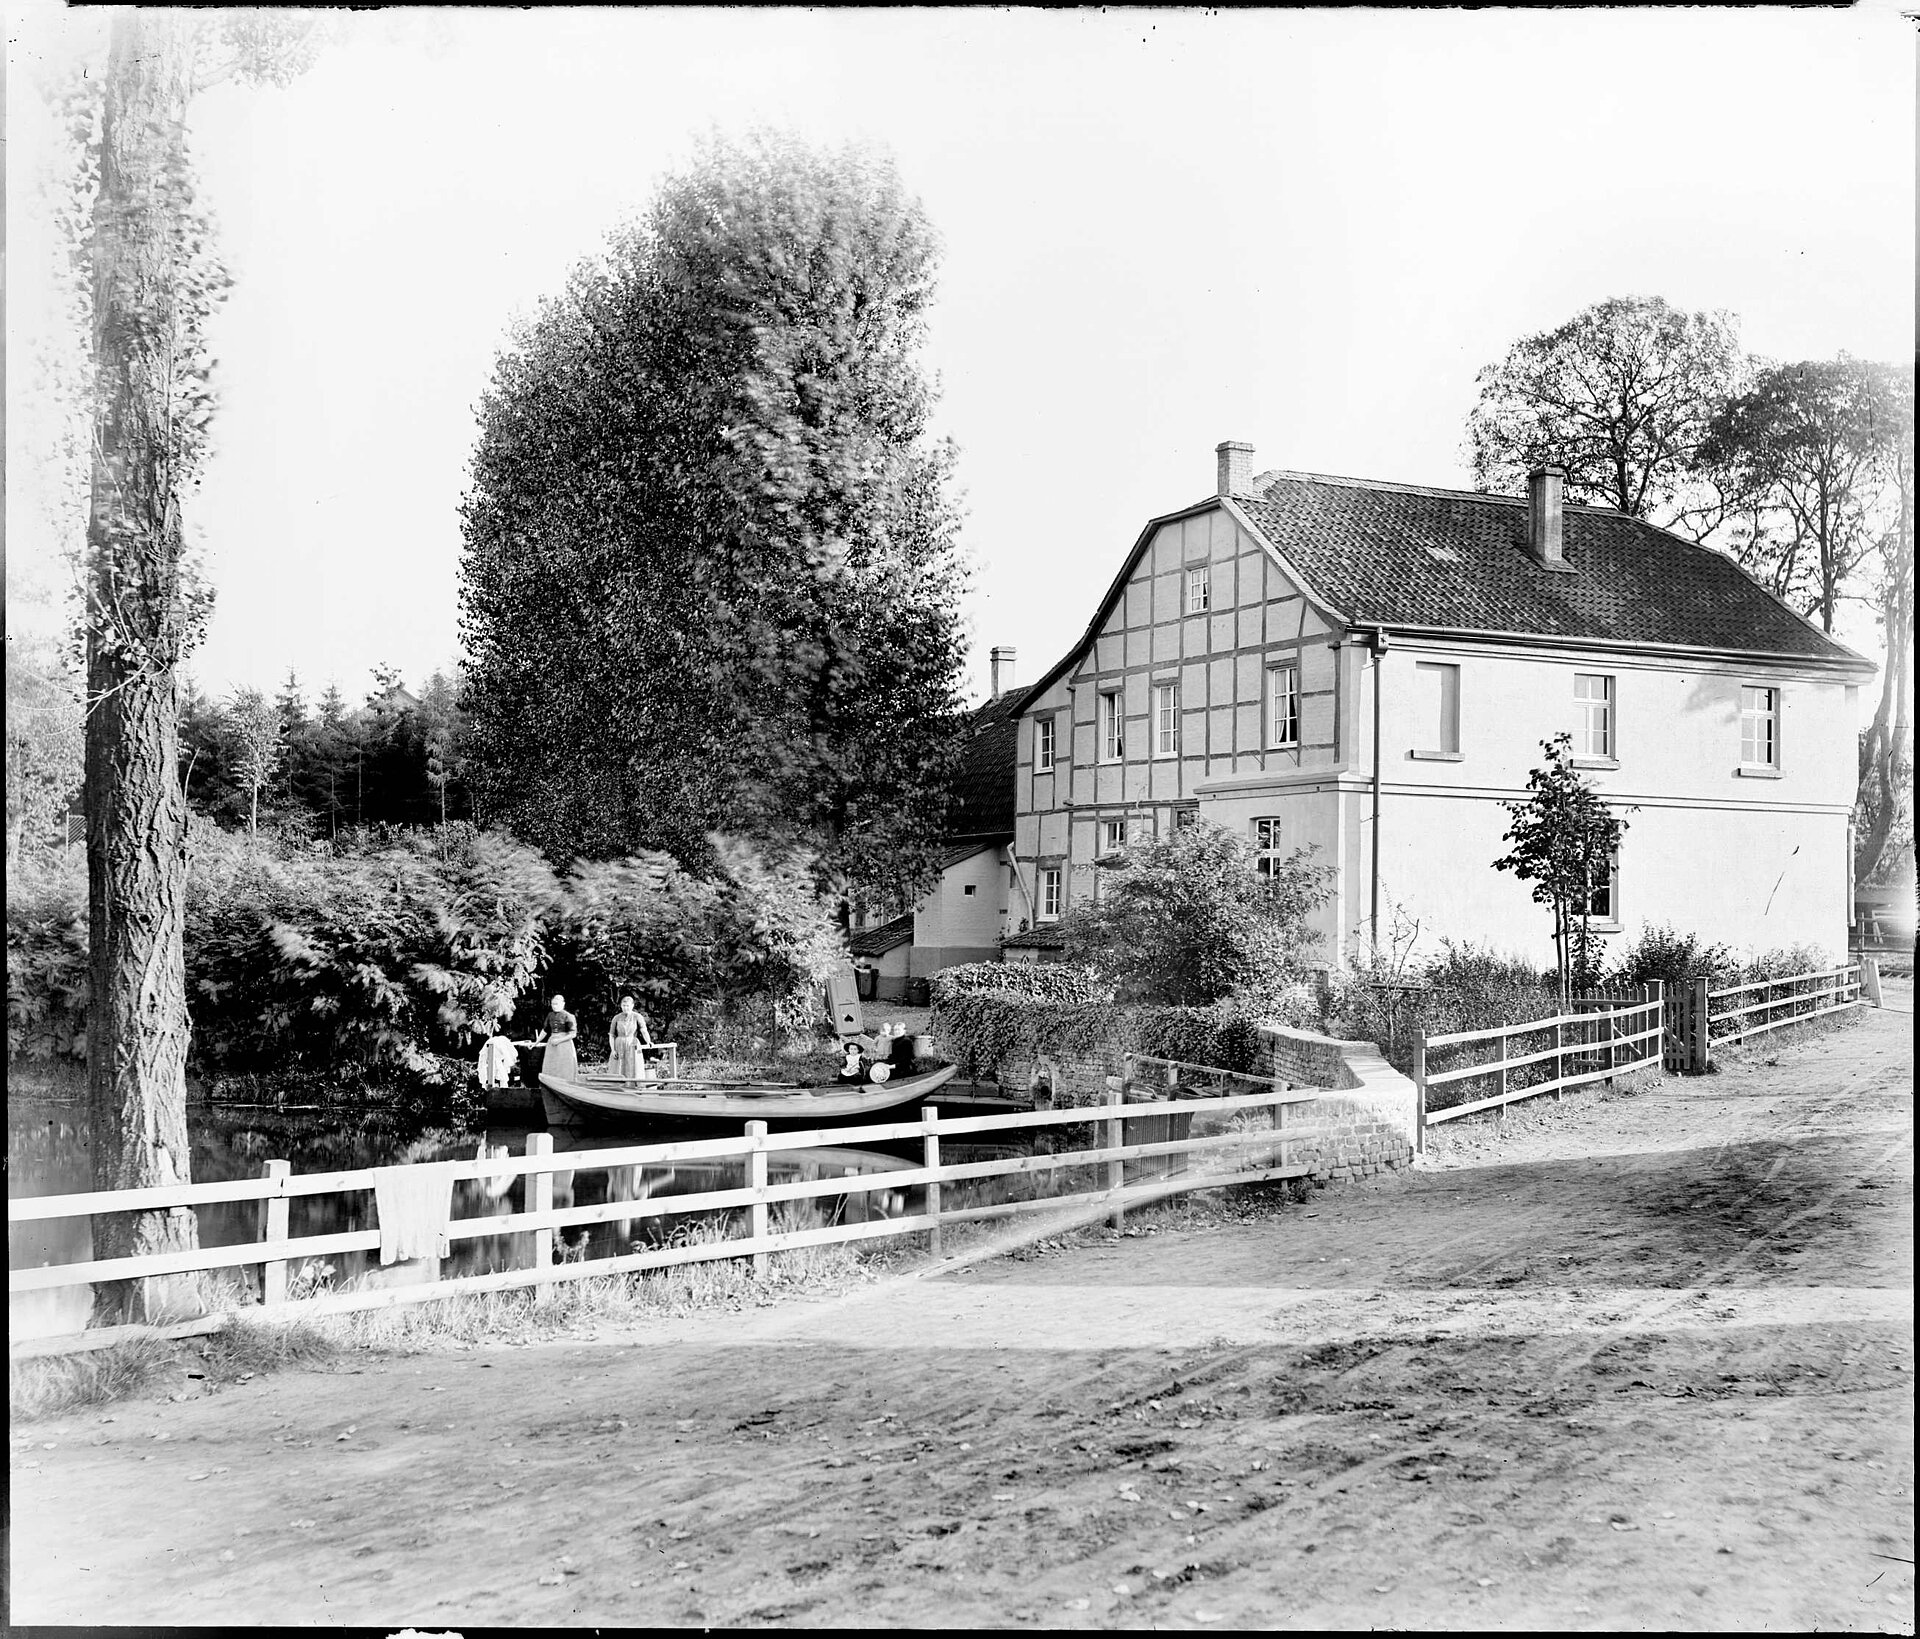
[922,1105,943,1260]
[1414,1036,1428,1156]
[746,1119,770,1277]
[1552,1018,1565,1100]
[258,1159,290,1306]
[1104,1080,1126,1231]
[1860,956,1882,1008]
[527,1132,553,1295]
[1689,977,1712,1072]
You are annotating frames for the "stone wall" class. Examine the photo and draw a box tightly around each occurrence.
[1251,1024,1417,1183]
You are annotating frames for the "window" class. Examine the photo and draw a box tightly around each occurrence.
[1100,818,1127,855]
[1268,662,1300,748]
[1035,716,1056,773]
[1153,682,1179,757]
[963,883,976,897]
[1100,691,1124,761]
[1576,853,1620,924]
[1573,673,1614,759]
[1038,867,1062,921]
[1412,661,1460,756]
[1740,685,1779,768]
[1172,805,1198,832]
[1252,817,1284,890]
[1185,567,1211,614]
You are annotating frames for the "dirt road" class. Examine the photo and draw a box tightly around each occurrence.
[11,1006,1912,1630]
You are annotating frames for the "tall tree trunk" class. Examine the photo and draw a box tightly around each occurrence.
[85,12,201,1326]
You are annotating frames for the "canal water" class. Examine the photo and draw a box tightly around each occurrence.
[8,1096,1128,1342]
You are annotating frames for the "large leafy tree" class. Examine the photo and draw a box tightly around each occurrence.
[459,131,969,910]
[1467,295,1746,539]
[1697,356,1900,635]
[1855,367,1915,890]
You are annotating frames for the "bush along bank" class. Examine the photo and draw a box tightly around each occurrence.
[7,821,842,1100]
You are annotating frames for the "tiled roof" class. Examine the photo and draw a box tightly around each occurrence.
[999,928,1065,950]
[1231,471,1870,667]
[940,840,999,871]
[943,683,1039,838]
[849,913,914,957]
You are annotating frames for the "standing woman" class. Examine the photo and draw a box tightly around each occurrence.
[538,993,580,1085]
[607,995,655,1080]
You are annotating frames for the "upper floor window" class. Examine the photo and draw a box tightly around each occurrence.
[1740,685,1779,768]
[1413,661,1460,756]
[1268,662,1300,748]
[1035,716,1056,773]
[1185,567,1211,614]
[1574,673,1613,759]
[1038,867,1062,921]
[1172,805,1198,832]
[1100,818,1127,855]
[1153,682,1180,757]
[1100,691,1124,761]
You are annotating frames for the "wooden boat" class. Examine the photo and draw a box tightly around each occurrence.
[539,1061,959,1128]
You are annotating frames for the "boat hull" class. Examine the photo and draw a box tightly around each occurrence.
[538,1062,959,1128]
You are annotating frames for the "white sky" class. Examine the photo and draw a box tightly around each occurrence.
[7,4,1914,709]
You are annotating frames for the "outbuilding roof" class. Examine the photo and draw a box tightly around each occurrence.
[848,913,914,958]
[943,682,1039,839]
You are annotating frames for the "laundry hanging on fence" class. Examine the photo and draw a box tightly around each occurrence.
[374,1162,457,1264]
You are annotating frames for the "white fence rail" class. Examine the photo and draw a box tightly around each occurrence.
[1416,987,1663,1146]
[10,1077,1332,1354]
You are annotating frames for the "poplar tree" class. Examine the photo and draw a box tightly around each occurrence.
[460,131,969,911]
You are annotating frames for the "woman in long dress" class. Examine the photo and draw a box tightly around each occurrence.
[538,993,579,1084]
[607,995,654,1079]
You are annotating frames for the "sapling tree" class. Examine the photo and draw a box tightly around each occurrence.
[227,688,284,840]
[1494,734,1631,1008]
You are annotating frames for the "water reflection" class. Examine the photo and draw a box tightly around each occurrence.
[9,1100,1144,1340]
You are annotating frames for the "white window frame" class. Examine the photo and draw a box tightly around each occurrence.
[1185,567,1211,615]
[1268,662,1300,748]
[1035,715,1056,773]
[1100,691,1124,762]
[1038,866,1062,922]
[1576,851,1621,928]
[1574,673,1614,761]
[1739,684,1779,770]
[1100,818,1128,855]
[1412,661,1461,757]
[1153,682,1179,758]
[1252,817,1284,892]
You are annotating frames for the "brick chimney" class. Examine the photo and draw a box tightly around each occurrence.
[989,645,1016,700]
[1527,465,1568,567]
[1216,441,1254,498]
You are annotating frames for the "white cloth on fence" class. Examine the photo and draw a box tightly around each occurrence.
[375,1162,456,1264]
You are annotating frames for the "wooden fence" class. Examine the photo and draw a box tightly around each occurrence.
[1415,986,1663,1148]
[1666,962,1865,1073]
[10,1060,1322,1357]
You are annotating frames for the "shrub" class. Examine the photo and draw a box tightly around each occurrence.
[1324,939,1559,1080]
[6,848,89,1062]
[926,962,1112,1008]
[931,992,1271,1091]
[1052,822,1333,1006]
[1607,923,1735,988]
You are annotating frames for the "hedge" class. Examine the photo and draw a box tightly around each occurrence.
[932,991,1268,1089]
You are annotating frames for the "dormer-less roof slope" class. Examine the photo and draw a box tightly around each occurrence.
[944,682,1040,839]
[1234,471,1872,670]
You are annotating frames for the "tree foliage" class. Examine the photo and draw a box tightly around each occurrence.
[1052,822,1334,1007]
[1493,735,1631,1005]
[1467,296,1746,538]
[5,634,84,870]
[1697,356,1902,634]
[459,130,969,907]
